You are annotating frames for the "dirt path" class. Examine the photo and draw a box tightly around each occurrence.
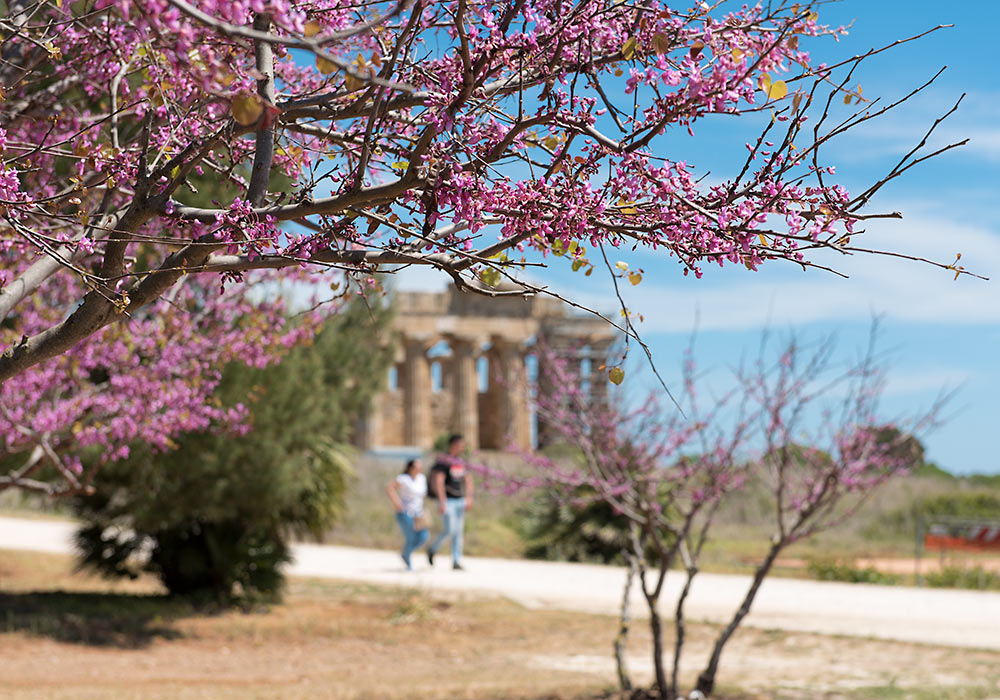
[3,514,1000,651]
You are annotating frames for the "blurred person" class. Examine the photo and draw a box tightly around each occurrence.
[387,458,430,570]
[427,434,474,570]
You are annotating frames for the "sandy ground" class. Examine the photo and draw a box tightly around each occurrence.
[2,514,999,652]
[2,551,1000,700]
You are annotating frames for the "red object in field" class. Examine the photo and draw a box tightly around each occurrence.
[924,523,1000,552]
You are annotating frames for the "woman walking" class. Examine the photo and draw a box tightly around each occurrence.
[387,458,430,570]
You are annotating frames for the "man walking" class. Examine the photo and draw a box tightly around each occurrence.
[427,433,473,570]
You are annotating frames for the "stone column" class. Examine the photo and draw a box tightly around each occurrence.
[535,341,583,449]
[589,340,612,407]
[356,392,382,450]
[495,339,531,451]
[450,337,480,449]
[402,337,432,448]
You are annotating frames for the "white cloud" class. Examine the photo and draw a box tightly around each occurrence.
[391,265,452,293]
[881,367,971,397]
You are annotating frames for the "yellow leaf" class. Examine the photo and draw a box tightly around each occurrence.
[759,233,767,247]
[614,68,623,77]
[230,92,263,126]
[792,92,802,111]
[615,260,629,271]
[543,135,559,150]
[758,72,771,91]
[767,80,787,100]
[43,41,62,61]
[843,92,852,105]
[617,199,638,215]
[390,161,408,171]
[608,367,625,385]
[304,21,321,37]
[628,271,642,286]
[731,47,744,61]
[316,55,337,75]
[344,72,364,91]
[622,36,637,60]
[652,32,670,55]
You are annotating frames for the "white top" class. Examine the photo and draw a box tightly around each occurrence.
[395,472,427,517]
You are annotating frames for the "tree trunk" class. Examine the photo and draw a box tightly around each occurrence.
[648,599,667,697]
[695,542,782,697]
[614,554,636,691]
[670,566,697,698]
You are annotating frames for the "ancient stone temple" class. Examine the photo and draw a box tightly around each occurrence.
[356,284,618,451]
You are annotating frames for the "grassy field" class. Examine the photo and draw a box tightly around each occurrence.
[325,454,1000,586]
[2,548,1000,699]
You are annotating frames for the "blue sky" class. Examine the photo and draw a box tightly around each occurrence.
[393,1,1000,474]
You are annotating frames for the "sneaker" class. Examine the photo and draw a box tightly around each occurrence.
[452,562,464,571]
[427,549,435,566]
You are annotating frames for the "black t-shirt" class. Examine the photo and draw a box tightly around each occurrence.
[430,456,466,499]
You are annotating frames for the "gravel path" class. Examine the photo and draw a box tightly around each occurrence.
[3,514,998,650]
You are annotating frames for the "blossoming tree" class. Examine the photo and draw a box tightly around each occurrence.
[0,0,966,489]
[530,330,940,698]
[0,271,314,494]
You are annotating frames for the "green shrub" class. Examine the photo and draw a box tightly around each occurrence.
[806,556,899,585]
[924,566,999,591]
[919,492,1000,520]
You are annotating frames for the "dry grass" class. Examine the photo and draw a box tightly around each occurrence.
[2,548,1000,700]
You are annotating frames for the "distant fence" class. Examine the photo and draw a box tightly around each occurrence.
[915,516,1000,585]
[922,517,1000,553]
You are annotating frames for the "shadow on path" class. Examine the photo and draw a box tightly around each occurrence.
[0,590,197,647]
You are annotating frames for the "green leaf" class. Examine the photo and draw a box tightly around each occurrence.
[608,367,625,385]
[479,268,502,288]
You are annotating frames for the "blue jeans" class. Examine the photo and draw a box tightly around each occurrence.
[395,512,430,569]
[428,497,465,565]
